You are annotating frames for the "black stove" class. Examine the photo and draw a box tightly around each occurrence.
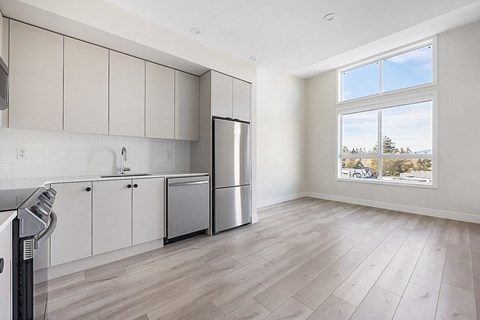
[8,186,58,320]
[0,188,38,212]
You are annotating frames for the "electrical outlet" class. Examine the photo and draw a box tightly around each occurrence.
[166,151,173,161]
[324,179,328,185]
[16,148,27,160]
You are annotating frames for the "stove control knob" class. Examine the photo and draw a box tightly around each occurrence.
[36,203,51,217]
[45,188,57,198]
[38,194,53,208]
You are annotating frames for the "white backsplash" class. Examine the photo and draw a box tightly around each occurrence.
[0,127,190,180]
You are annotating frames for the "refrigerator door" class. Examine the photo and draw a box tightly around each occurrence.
[214,119,250,188]
[214,185,251,233]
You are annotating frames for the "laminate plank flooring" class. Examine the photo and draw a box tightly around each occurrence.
[41,197,480,320]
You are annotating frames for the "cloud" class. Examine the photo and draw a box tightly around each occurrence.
[342,102,432,153]
[387,46,431,64]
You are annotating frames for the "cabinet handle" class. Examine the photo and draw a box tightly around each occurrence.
[127,184,132,189]
[85,187,92,192]
[133,184,138,188]
[0,258,4,274]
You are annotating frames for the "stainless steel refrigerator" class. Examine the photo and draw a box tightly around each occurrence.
[213,118,251,234]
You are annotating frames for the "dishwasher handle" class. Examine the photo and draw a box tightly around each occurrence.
[169,180,209,187]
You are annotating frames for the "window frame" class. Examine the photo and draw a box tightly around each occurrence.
[336,92,438,188]
[337,37,438,104]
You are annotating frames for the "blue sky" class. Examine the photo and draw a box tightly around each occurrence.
[341,46,433,154]
[342,46,432,100]
[342,102,432,153]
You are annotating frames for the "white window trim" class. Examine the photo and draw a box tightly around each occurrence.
[335,92,438,189]
[337,36,438,105]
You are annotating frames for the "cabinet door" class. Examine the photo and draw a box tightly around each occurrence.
[64,38,109,134]
[50,182,92,266]
[211,71,233,118]
[175,71,199,141]
[132,178,165,245]
[0,222,12,320]
[145,62,174,139]
[0,17,8,128]
[93,180,132,255]
[109,51,145,137]
[9,21,63,131]
[232,79,251,122]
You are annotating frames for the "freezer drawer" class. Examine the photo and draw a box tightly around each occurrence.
[167,176,210,240]
[214,119,250,188]
[214,185,251,233]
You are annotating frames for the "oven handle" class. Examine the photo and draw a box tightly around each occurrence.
[34,211,57,249]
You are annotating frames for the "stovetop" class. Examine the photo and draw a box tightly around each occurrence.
[0,188,38,212]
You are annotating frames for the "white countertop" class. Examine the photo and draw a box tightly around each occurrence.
[0,172,209,190]
[0,210,16,233]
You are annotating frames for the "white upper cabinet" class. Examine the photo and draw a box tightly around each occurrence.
[210,71,251,122]
[145,62,175,139]
[64,38,109,134]
[175,71,200,141]
[109,51,145,137]
[9,21,63,131]
[232,78,251,122]
[211,71,233,118]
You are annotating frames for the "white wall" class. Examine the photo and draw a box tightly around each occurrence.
[257,75,307,207]
[0,128,190,188]
[305,20,480,222]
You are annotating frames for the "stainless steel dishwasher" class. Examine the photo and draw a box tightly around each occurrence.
[166,175,210,243]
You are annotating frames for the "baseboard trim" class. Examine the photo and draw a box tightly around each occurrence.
[306,192,480,224]
[257,192,308,208]
[35,239,164,283]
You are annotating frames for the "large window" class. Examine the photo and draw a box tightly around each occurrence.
[338,99,434,186]
[340,43,433,102]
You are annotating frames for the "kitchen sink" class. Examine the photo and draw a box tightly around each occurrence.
[101,173,152,178]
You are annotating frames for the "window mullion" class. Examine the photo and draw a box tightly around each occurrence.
[379,60,383,94]
[378,109,383,180]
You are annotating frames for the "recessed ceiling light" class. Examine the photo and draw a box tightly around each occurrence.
[190,27,200,35]
[425,25,436,31]
[249,56,257,62]
[324,13,336,22]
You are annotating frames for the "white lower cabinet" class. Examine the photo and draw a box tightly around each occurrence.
[50,182,92,266]
[93,180,132,255]
[133,178,165,245]
[43,177,166,267]
[0,222,12,320]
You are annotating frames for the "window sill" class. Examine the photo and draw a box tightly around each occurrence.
[336,177,437,189]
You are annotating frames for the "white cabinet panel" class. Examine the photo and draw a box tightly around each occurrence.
[50,182,92,266]
[211,71,233,118]
[0,222,11,320]
[132,178,165,245]
[64,38,109,134]
[175,71,199,141]
[93,180,132,255]
[109,51,145,137]
[9,21,63,131]
[232,79,251,122]
[145,62,174,139]
[0,17,9,128]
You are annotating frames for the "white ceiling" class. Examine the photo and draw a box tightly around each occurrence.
[105,0,480,79]
[2,0,480,81]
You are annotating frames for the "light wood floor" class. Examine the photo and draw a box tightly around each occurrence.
[40,198,480,320]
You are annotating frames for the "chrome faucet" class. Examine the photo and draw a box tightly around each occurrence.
[120,147,130,175]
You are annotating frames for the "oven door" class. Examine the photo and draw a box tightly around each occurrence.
[33,211,57,320]
[13,211,57,320]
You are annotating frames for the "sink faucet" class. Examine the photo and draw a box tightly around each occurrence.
[120,147,130,175]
